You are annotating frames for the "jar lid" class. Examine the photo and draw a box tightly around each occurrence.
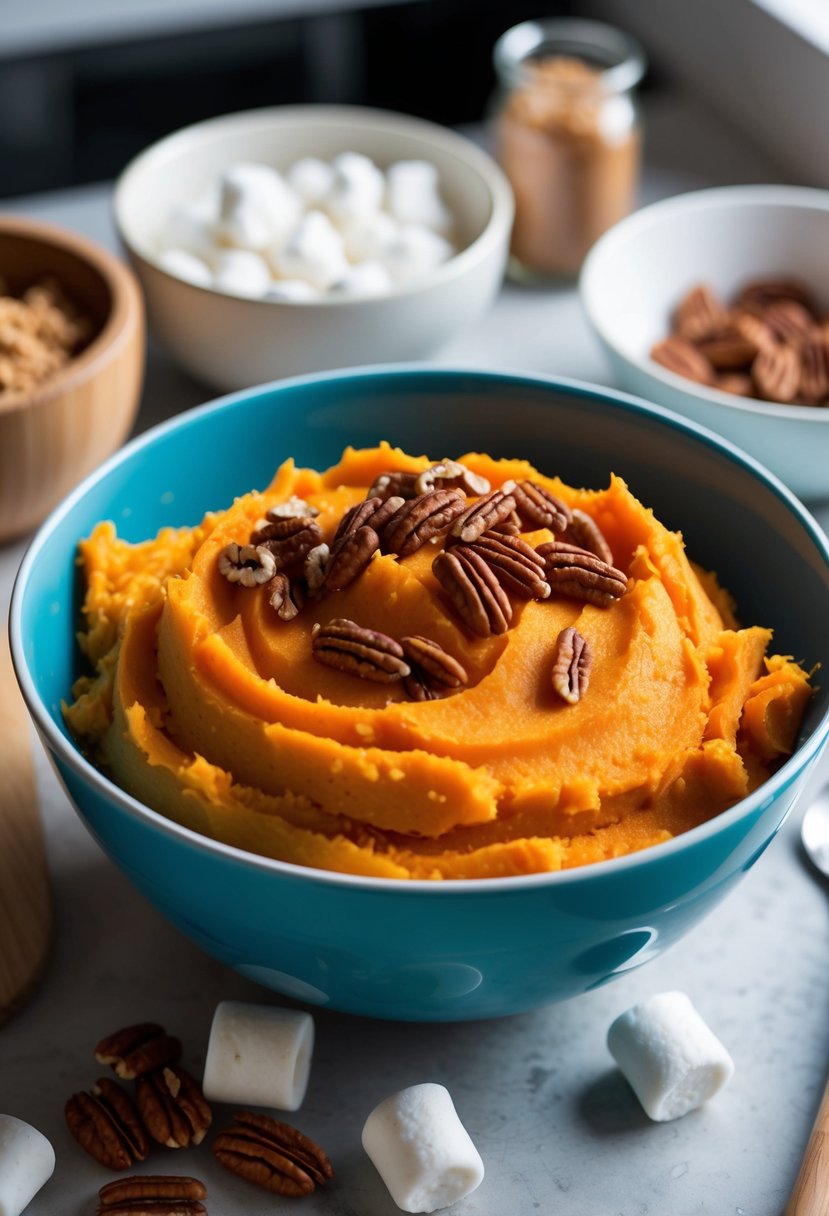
[493,18,647,95]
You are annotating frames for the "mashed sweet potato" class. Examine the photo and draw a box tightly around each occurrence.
[64,445,812,879]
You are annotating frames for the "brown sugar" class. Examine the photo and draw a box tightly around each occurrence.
[0,276,93,399]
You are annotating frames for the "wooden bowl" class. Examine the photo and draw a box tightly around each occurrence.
[0,216,145,542]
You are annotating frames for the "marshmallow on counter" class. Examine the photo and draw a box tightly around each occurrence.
[607,990,734,1122]
[323,151,385,225]
[362,1083,484,1213]
[386,161,452,233]
[381,225,455,284]
[158,248,212,287]
[271,210,349,290]
[212,249,273,298]
[287,157,335,206]
[329,260,394,297]
[202,999,314,1111]
[0,1114,55,1216]
[265,278,322,302]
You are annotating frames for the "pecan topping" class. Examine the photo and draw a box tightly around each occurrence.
[251,516,323,569]
[466,532,550,600]
[737,278,815,315]
[95,1023,182,1080]
[136,1065,212,1149]
[218,543,276,588]
[98,1175,207,1215]
[304,543,330,595]
[650,336,713,385]
[213,1111,334,1197]
[503,480,571,532]
[323,526,380,592]
[760,299,816,346]
[264,495,319,520]
[799,338,829,404]
[537,542,628,607]
[552,626,592,705]
[311,618,410,682]
[673,284,726,343]
[367,470,421,500]
[415,459,491,497]
[449,489,518,544]
[401,635,468,696]
[563,509,614,566]
[333,494,405,541]
[268,572,304,621]
[752,342,800,403]
[381,488,467,556]
[432,547,512,637]
[65,1077,149,1171]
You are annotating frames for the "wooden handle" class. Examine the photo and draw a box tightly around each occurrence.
[785,1073,829,1215]
[0,625,51,1023]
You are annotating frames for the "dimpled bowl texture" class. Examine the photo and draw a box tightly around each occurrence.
[11,368,829,1021]
[580,185,829,502]
[114,105,514,391]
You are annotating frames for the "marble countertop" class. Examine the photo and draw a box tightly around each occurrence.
[3,95,829,1216]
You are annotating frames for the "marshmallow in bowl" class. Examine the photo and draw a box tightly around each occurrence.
[272,210,350,291]
[329,260,394,297]
[287,156,335,205]
[607,990,734,1121]
[323,151,386,224]
[0,1114,55,1216]
[212,249,273,298]
[158,248,212,287]
[202,999,315,1111]
[383,225,455,284]
[387,161,452,232]
[216,162,302,250]
[362,1083,484,1213]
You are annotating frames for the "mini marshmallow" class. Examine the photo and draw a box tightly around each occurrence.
[386,160,452,233]
[202,999,314,1111]
[341,211,399,263]
[0,1114,55,1216]
[381,224,455,284]
[215,162,301,250]
[287,157,335,205]
[161,200,215,260]
[272,210,349,290]
[265,278,321,302]
[362,1083,484,1213]
[158,248,212,287]
[607,990,734,1122]
[329,260,394,297]
[212,249,272,298]
[323,152,385,225]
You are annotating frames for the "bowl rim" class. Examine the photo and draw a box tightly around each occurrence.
[0,213,144,417]
[580,183,829,424]
[10,364,829,893]
[112,102,515,309]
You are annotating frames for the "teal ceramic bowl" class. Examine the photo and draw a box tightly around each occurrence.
[10,368,829,1021]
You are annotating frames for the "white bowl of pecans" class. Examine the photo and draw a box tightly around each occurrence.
[580,185,829,501]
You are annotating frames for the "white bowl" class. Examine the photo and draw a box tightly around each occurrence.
[580,185,829,501]
[114,104,514,392]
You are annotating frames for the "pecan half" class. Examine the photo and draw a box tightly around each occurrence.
[65,1077,149,1171]
[563,509,614,566]
[333,495,405,541]
[752,342,800,403]
[696,324,757,370]
[432,547,512,637]
[95,1023,182,1080]
[761,299,816,346]
[488,509,522,536]
[218,543,276,588]
[264,495,319,520]
[268,572,304,621]
[737,278,815,316]
[504,480,571,532]
[466,532,550,600]
[673,284,726,343]
[799,339,829,404]
[311,618,410,682]
[401,635,468,694]
[650,336,713,385]
[449,489,519,544]
[552,626,592,705]
[367,470,421,500]
[323,526,380,592]
[304,543,331,595]
[252,516,323,569]
[98,1175,207,1215]
[136,1065,212,1149]
[733,310,776,356]
[415,459,491,497]
[381,488,467,556]
[537,542,628,607]
[716,372,754,397]
[213,1111,333,1197]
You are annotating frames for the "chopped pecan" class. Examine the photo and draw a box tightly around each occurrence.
[264,495,319,520]
[799,338,829,404]
[449,489,518,544]
[333,495,405,541]
[672,284,726,343]
[537,541,628,607]
[737,278,815,316]
[251,516,323,569]
[763,299,816,346]
[65,1077,149,1171]
[696,323,757,370]
[213,1111,333,1197]
[95,1023,182,1080]
[752,342,800,403]
[381,488,467,556]
[415,459,491,497]
[304,543,331,595]
[432,547,512,637]
[552,626,592,705]
[323,526,380,592]
[218,543,276,588]
[268,572,304,621]
[502,480,571,532]
[401,635,468,695]
[98,1175,207,1215]
[563,509,614,566]
[466,532,550,600]
[367,470,421,500]
[136,1065,212,1149]
[650,336,713,385]
[311,618,410,682]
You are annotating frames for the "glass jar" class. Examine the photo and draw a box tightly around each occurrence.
[491,19,646,279]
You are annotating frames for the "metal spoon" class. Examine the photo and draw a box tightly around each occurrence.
[784,788,829,1215]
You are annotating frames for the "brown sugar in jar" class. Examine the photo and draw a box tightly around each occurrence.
[492,20,645,279]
